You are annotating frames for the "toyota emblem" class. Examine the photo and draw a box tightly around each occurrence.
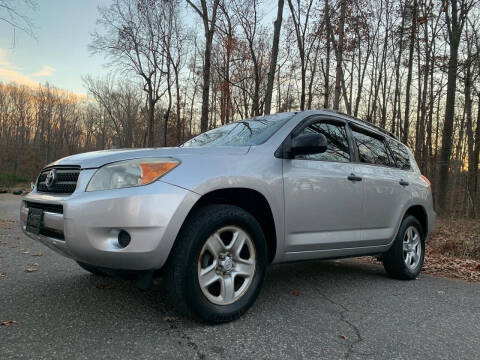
[45,169,57,189]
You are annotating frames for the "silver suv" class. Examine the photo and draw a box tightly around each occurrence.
[21,110,435,323]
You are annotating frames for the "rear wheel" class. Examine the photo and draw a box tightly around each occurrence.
[163,204,267,323]
[382,215,424,280]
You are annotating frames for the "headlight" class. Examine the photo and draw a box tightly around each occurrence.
[86,158,179,191]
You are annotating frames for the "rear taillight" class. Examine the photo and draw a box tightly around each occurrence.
[420,175,431,186]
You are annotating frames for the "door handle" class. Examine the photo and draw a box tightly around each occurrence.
[347,173,362,182]
[399,180,409,186]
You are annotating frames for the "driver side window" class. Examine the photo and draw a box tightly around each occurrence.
[295,121,351,162]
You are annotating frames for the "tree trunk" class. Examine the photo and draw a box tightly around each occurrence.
[437,0,467,213]
[264,0,284,115]
[437,40,459,212]
[402,0,417,144]
[332,0,346,111]
[147,92,155,147]
[465,63,475,214]
[250,43,261,116]
[472,96,480,203]
[391,3,405,136]
[175,67,181,144]
[201,31,214,132]
[324,19,330,109]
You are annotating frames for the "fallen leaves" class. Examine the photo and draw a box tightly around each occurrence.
[364,249,480,283]
[429,218,480,260]
[0,219,16,230]
[422,249,480,283]
[361,217,480,283]
[25,262,40,272]
[339,334,348,340]
[31,252,43,257]
[0,272,6,278]
[288,290,300,296]
[162,316,178,322]
[1,320,19,327]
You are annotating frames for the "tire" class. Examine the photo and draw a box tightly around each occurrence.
[76,261,108,277]
[163,204,267,324]
[382,215,425,280]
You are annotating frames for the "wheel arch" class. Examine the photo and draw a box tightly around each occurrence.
[404,204,428,236]
[178,187,278,263]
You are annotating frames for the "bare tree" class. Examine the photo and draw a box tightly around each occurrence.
[83,75,142,148]
[324,0,351,113]
[287,0,316,111]
[162,2,188,144]
[216,2,237,125]
[186,0,221,132]
[90,0,169,147]
[0,0,36,43]
[232,0,268,116]
[437,0,475,212]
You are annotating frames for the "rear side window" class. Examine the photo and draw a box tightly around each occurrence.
[351,129,392,166]
[387,140,411,170]
[295,121,351,162]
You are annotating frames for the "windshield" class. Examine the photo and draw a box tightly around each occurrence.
[181,113,294,147]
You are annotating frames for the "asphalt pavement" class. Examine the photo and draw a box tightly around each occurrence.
[1,194,479,360]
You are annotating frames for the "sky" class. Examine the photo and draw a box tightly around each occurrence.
[0,0,109,96]
[0,1,278,97]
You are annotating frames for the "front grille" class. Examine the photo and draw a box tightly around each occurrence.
[25,201,63,214]
[23,201,64,240]
[37,166,80,194]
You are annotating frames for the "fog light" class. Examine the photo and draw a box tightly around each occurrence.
[118,230,131,248]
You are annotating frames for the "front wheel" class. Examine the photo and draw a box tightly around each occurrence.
[382,215,425,280]
[163,204,267,323]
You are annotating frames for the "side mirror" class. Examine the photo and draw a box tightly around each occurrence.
[291,133,328,156]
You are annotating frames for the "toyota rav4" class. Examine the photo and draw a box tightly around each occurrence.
[21,110,436,323]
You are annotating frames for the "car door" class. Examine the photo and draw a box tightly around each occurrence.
[283,117,365,254]
[349,125,410,246]
[386,138,418,187]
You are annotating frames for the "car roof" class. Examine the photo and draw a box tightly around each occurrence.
[286,109,400,143]
[319,109,398,140]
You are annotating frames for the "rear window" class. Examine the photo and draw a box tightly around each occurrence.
[387,140,411,170]
[351,129,392,166]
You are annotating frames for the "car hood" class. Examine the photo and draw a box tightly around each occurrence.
[46,146,251,169]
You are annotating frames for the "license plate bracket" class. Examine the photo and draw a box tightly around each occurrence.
[26,208,43,235]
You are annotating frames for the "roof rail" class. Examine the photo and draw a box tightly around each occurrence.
[322,109,397,139]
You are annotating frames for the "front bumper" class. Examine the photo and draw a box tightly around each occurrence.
[21,176,199,271]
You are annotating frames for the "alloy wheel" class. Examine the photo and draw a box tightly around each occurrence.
[403,226,422,270]
[197,226,256,305]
